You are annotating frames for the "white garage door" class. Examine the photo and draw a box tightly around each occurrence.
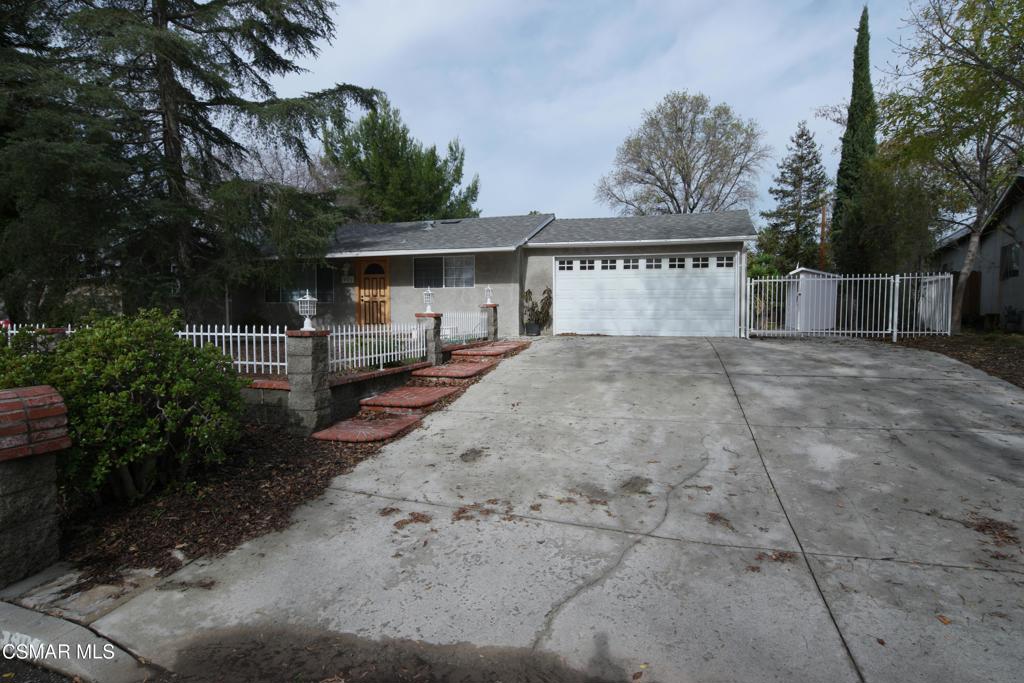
[552,254,738,337]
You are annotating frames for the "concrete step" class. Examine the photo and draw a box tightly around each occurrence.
[311,414,422,442]
[359,385,461,414]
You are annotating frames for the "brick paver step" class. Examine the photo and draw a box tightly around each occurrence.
[359,385,460,409]
[451,341,528,358]
[411,360,499,379]
[311,414,422,443]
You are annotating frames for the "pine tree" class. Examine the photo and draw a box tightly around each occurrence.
[832,5,878,271]
[325,98,480,222]
[757,122,830,274]
[2,1,375,315]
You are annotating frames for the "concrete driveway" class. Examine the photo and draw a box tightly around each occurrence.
[93,336,1024,682]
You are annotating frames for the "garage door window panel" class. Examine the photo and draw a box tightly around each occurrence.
[692,257,709,269]
[601,259,616,270]
[645,257,662,269]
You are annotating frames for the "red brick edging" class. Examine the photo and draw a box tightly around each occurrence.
[0,385,71,462]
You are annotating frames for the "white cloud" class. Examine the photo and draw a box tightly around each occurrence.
[276,0,910,220]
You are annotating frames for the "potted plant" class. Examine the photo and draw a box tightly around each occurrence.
[522,287,552,336]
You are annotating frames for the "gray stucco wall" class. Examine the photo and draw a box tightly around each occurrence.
[389,252,520,336]
[231,252,521,336]
[937,202,1024,319]
[523,242,747,334]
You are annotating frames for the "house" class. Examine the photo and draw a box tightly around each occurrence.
[229,210,756,337]
[935,172,1024,327]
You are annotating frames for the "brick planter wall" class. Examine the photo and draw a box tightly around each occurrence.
[0,386,69,587]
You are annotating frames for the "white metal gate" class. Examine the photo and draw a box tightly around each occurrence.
[745,272,953,340]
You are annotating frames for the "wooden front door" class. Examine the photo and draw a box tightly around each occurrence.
[357,259,390,324]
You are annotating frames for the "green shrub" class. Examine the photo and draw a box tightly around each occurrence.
[0,310,245,501]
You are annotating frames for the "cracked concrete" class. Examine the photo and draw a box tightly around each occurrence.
[62,336,1024,681]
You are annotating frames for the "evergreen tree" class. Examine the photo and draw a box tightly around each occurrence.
[832,6,878,271]
[2,1,374,317]
[757,122,830,274]
[325,98,480,222]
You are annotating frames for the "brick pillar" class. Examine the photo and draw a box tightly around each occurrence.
[285,330,331,434]
[481,303,498,341]
[416,312,444,365]
[0,385,70,587]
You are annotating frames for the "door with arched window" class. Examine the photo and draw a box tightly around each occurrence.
[356,259,390,324]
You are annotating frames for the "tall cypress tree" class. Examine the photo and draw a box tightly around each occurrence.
[757,121,830,274]
[832,6,878,272]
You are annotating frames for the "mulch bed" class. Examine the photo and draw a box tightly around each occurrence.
[61,425,383,587]
[896,332,1024,390]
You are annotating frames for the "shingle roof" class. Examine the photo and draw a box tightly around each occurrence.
[527,210,755,245]
[324,214,554,255]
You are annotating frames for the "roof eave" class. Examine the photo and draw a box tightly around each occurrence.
[322,245,518,258]
[525,235,756,248]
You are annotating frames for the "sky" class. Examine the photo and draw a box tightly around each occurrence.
[274,0,910,222]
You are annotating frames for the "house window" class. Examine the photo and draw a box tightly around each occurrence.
[623,258,639,270]
[579,259,595,271]
[645,257,662,269]
[414,255,475,288]
[717,255,734,268]
[1000,243,1021,280]
[264,265,335,304]
[692,256,710,269]
[668,257,685,269]
[557,259,573,271]
[600,259,616,270]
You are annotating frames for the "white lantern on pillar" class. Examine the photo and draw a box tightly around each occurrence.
[295,289,317,331]
[423,287,434,313]
[484,285,493,305]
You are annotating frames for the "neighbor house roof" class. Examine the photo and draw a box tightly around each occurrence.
[322,214,554,257]
[525,210,756,246]
[936,170,1024,252]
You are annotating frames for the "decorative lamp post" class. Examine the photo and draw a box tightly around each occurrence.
[484,285,494,305]
[295,289,317,331]
[423,287,434,313]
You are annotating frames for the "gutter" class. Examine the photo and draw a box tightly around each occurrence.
[322,245,517,258]
[525,235,757,248]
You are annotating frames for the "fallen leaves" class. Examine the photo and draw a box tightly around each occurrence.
[705,512,736,532]
[393,512,432,530]
[936,614,952,625]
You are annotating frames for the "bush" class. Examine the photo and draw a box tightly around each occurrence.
[0,310,245,502]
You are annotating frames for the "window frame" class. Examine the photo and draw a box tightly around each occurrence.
[557,258,574,271]
[264,264,335,304]
[413,255,476,288]
[600,258,617,270]
[716,255,735,268]
[579,259,595,271]
[1000,243,1021,281]
[691,256,710,269]
[645,257,663,270]
[622,258,639,270]
[668,257,686,269]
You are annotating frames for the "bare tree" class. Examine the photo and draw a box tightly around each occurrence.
[596,91,771,215]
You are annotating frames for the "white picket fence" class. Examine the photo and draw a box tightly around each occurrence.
[746,272,953,340]
[440,310,489,345]
[176,324,288,375]
[327,322,426,373]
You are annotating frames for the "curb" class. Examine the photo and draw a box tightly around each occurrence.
[0,601,153,682]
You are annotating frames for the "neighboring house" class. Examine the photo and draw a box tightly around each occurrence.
[935,172,1024,327]
[229,210,756,337]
